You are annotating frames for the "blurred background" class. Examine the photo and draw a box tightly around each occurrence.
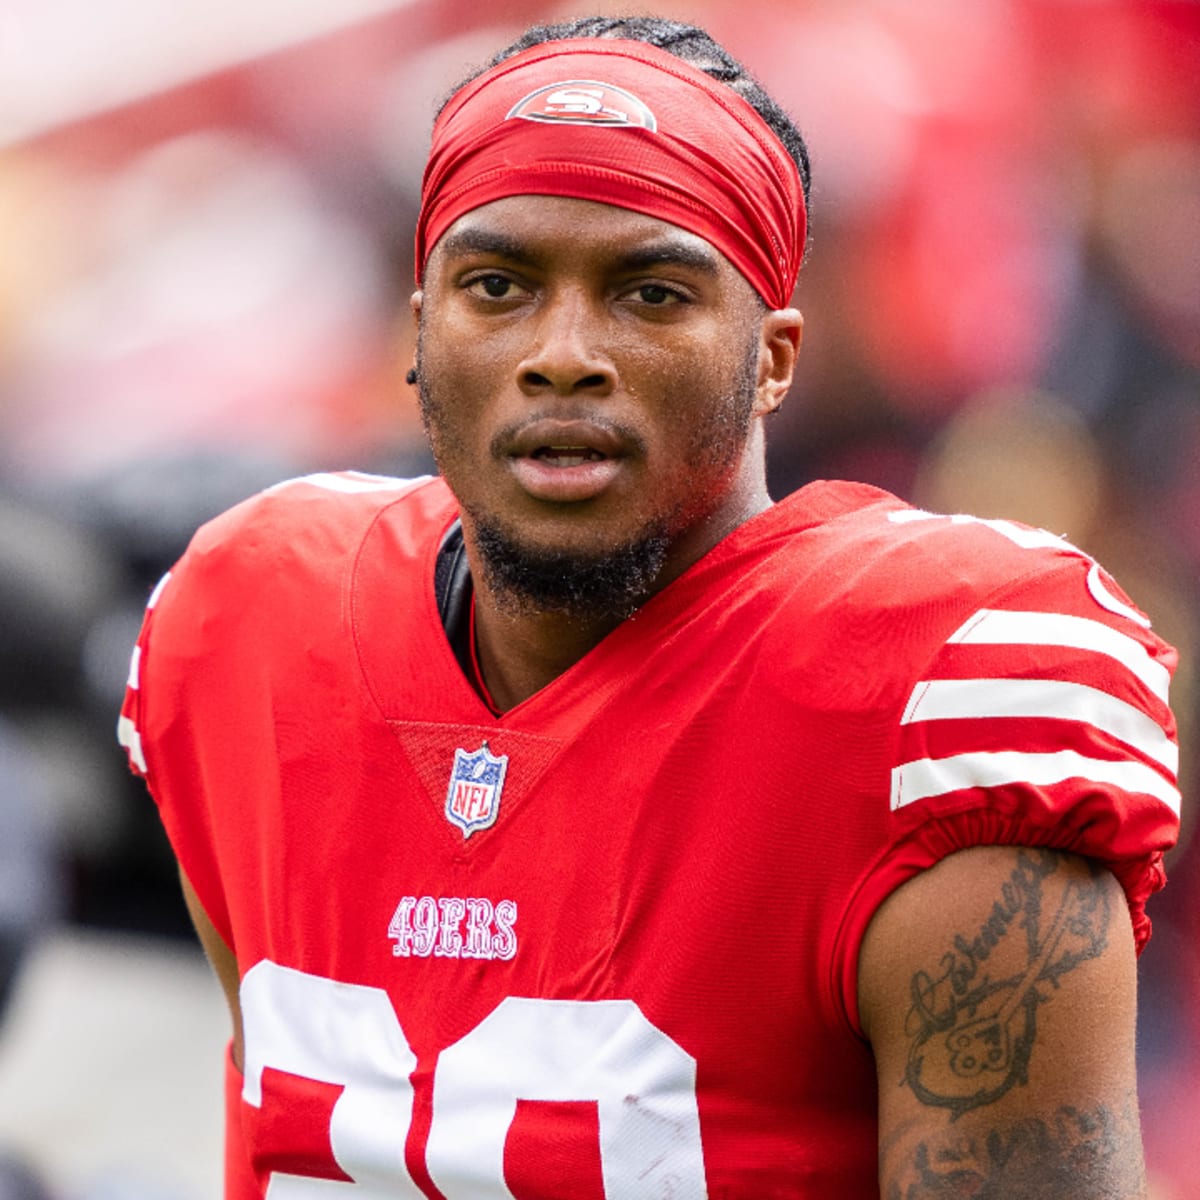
[0,0,1195,1195]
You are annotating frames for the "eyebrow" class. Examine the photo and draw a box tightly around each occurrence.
[614,238,721,277]
[436,227,536,265]
[435,225,723,277]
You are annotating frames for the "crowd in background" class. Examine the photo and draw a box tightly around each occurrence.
[0,0,1196,1193]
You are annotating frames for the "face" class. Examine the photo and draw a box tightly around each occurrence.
[413,195,799,617]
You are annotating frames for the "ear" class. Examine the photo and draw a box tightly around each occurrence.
[753,308,803,418]
[407,290,424,384]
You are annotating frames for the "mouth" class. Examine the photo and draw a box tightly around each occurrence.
[505,420,630,503]
[531,445,610,468]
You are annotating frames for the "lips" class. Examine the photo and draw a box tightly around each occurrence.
[504,419,629,502]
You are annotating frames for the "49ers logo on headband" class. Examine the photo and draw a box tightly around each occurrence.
[506,79,657,130]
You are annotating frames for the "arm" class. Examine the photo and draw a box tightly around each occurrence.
[179,868,259,1197]
[179,865,244,1070]
[859,845,1147,1200]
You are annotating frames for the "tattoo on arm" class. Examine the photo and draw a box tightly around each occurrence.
[885,1099,1146,1200]
[902,849,1111,1119]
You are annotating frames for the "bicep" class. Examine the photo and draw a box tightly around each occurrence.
[858,845,1147,1199]
[180,866,244,1070]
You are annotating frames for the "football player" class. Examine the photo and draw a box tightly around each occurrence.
[120,15,1180,1198]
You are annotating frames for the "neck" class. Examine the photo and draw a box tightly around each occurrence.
[471,600,622,712]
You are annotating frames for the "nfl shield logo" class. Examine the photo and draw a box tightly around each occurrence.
[444,741,509,838]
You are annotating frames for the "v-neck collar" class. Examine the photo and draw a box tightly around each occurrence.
[351,479,866,731]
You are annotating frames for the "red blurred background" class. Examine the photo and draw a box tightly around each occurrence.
[0,0,1195,1194]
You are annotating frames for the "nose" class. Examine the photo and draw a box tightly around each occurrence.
[516,289,616,398]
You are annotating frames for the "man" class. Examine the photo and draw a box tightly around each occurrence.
[118,16,1181,1198]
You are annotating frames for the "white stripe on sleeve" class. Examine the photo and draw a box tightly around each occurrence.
[147,571,171,610]
[117,716,147,774]
[947,609,1170,704]
[901,678,1178,775]
[891,749,1181,814]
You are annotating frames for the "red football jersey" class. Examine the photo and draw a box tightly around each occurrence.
[119,472,1180,1198]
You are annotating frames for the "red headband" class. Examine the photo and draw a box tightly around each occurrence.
[415,39,806,309]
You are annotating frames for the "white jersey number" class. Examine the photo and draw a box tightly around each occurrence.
[240,960,706,1198]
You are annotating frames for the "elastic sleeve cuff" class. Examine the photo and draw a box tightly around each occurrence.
[832,798,1169,1038]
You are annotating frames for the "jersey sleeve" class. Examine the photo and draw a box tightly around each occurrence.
[116,572,167,786]
[834,546,1181,1034]
[117,559,235,946]
[117,470,444,953]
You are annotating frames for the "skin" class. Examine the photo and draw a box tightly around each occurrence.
[412,195,800,710]
[181,194,1149,1197]
[860,847,1147,1199]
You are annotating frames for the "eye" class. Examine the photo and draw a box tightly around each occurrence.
[465,274,522,300]
[620,280,692,309]
[633,283,682,305]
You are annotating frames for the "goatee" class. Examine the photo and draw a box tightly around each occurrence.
[472,516,671,622]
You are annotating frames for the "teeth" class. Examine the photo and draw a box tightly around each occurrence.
[536,446,605,465]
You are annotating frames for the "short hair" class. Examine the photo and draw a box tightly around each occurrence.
[440,15,812,213]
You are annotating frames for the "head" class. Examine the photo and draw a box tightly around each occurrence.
[411,17,809,621]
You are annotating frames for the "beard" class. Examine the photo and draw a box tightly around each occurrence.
[416,324,761,622]
[471,511,673,621]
